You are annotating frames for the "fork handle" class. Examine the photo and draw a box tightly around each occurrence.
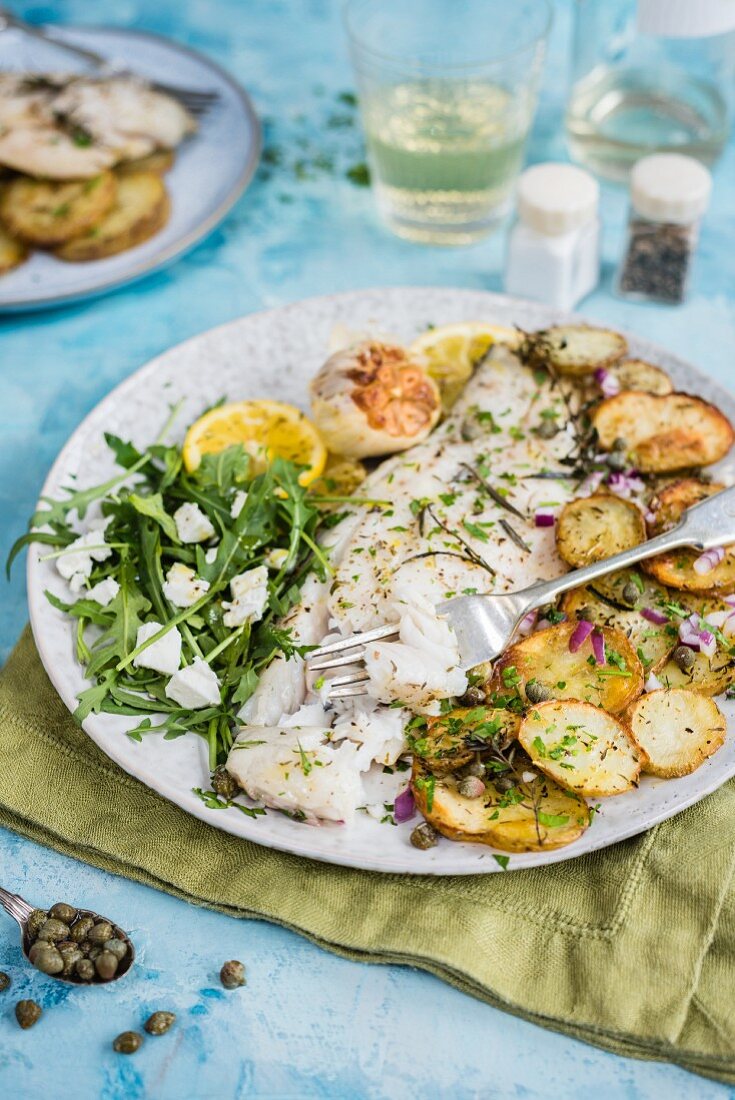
[0,9,111,68]
[517,483,735,614]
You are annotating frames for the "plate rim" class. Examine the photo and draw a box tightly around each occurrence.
[0,23,262,312]
[26,286,735,874]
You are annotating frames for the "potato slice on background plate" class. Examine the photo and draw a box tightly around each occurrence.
[556,492,646,568]
[0,171,117,246]
[645,478,724,536]
[0,223,28,274]
[520,324,627,377]
[592,392,734,472]
[55,172,169,262]
[411,762,589,852]
[489,621,644,714]
[656,647,735,696]
[609,358,673,396]
[414,707,520,774]
[117,150,175,176]
[625,689,726,777]
[561,585,676,672]
[518,699,644,796]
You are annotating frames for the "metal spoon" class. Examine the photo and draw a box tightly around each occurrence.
[0,885,135,984]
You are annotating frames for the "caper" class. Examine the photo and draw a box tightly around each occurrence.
[211,765,241,801]
[48,902,77,924]
[0,972,11,992]
[28,942,63,976]
[577,606,595,622]
[15,999,42,1029]
[87,921,114,944]
[494,776,516,793]
[56,942,83,977]
[103,938,128,962]
[70,917,94,943]
[113,1031,142,1054]
[410,822,438,850]
[462,759,486,779]
[220,960,246,989]
[95,952,119,981]
[536,420,559,440]
[76,940,92,957]
[460,417,483,442]
[674,645,696,671]
[525,679,552,704]
[458,776,486,799]
[606,450,627,471]
[622,581,640,606]
[27,909,47,939]
[612,436,628,452]
[144,1011,176,1036]
[37,918,70,943]
[75,958,95,981]
[459,685,486,707]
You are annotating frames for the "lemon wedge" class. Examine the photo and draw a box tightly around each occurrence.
[183,399,327,486]
[411,322,521,410]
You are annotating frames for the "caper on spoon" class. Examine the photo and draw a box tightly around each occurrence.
[0,886,135,984]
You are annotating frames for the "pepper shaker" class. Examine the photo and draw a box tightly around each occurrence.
[616,154,712,305]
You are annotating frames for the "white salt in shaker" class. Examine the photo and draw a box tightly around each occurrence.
[504,163,600,310]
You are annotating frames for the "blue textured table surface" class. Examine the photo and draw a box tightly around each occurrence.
[1,2,734,1097]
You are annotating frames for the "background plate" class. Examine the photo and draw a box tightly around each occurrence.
[26,287,735,873]
[0,24,260,311]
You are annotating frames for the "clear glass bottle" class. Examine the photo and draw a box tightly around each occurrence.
[616,153,711,304]
[566,0,735,180]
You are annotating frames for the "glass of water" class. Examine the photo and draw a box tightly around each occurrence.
[344,0,552,245]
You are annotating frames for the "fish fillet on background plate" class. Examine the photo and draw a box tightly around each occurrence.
[226,346,576,823]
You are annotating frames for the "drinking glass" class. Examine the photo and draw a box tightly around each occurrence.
[344,0,552,245]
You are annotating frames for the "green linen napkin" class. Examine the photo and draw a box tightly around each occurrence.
[1,627,734,1083]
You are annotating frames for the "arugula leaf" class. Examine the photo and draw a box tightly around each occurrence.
[128,492,179,542]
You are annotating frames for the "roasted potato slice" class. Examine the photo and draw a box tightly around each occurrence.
[412,707,520,774]
[489,621,644,714]
[55,172,169,262]
[0,223,28,274]
[518,699,643,796]
[411,762,589,852]
[610,358,673,396]
[646,478,724,536]
[625,689,726,777]
[556,492,646,568]
[656,646,735,696]
[643,548,735,595]
[561,585,677,673]
[0,171,117,246]
[592,392,735,473]
[521,324,627,377]
[117,150,175,176]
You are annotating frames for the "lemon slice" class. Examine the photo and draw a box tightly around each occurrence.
[183,400,327,485]
[411,322,521,410]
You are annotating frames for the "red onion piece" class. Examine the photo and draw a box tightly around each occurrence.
[644,672,663,693]
[569,620,594,652]
[591,629,606,665]
[534,510,555,527]
[394,787,416,824]
[518,609,538,636]
[606,470,645,499]
[693,547,725,575]
[642,607,668,625]
[679,614,717,658]
[594,367,621,398]
[578,470,605,498]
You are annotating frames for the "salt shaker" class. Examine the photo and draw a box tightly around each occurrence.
[616,154,712,305]
[504,163,600,310]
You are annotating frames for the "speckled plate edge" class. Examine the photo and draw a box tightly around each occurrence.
[26,287,735,874]
[0,25,261,313]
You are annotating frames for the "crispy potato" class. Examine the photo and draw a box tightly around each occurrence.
[643,547,735,594]
[656,646,735,696]
[411,762,589,852]
[489,621,644,714]
[646,478,724,536]
[117,150,175,176]
[625,689,725,777]
[55,172,169,262]
[556,492,646,568]
[0,223,28,274]
[0,171,117,246]
[518,699,643,796]
[592,392,735,473]
[561,585,676,673]
[521,324,627,377]
[610,358,673,396]
[414,707,520,774]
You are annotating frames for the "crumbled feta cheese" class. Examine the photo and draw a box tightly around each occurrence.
[230,490,248,519]
[132,622,182,675]
[162,562,210,608]
[86,578,120,607]
[69,573,87,594]
[265,547,289,571]
[173,502,216,543]
[222,565,269,627]
[205,546,218,565]
[165,657,221,709]
[56,530,112,583]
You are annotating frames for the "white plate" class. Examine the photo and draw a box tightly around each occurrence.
[0,24,260,311]
[27,287,735,874]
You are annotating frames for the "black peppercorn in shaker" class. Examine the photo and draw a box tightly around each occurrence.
[616,154,711,305]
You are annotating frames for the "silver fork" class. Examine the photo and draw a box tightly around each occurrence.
[0,9,219,116]
[307,485,735,699]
